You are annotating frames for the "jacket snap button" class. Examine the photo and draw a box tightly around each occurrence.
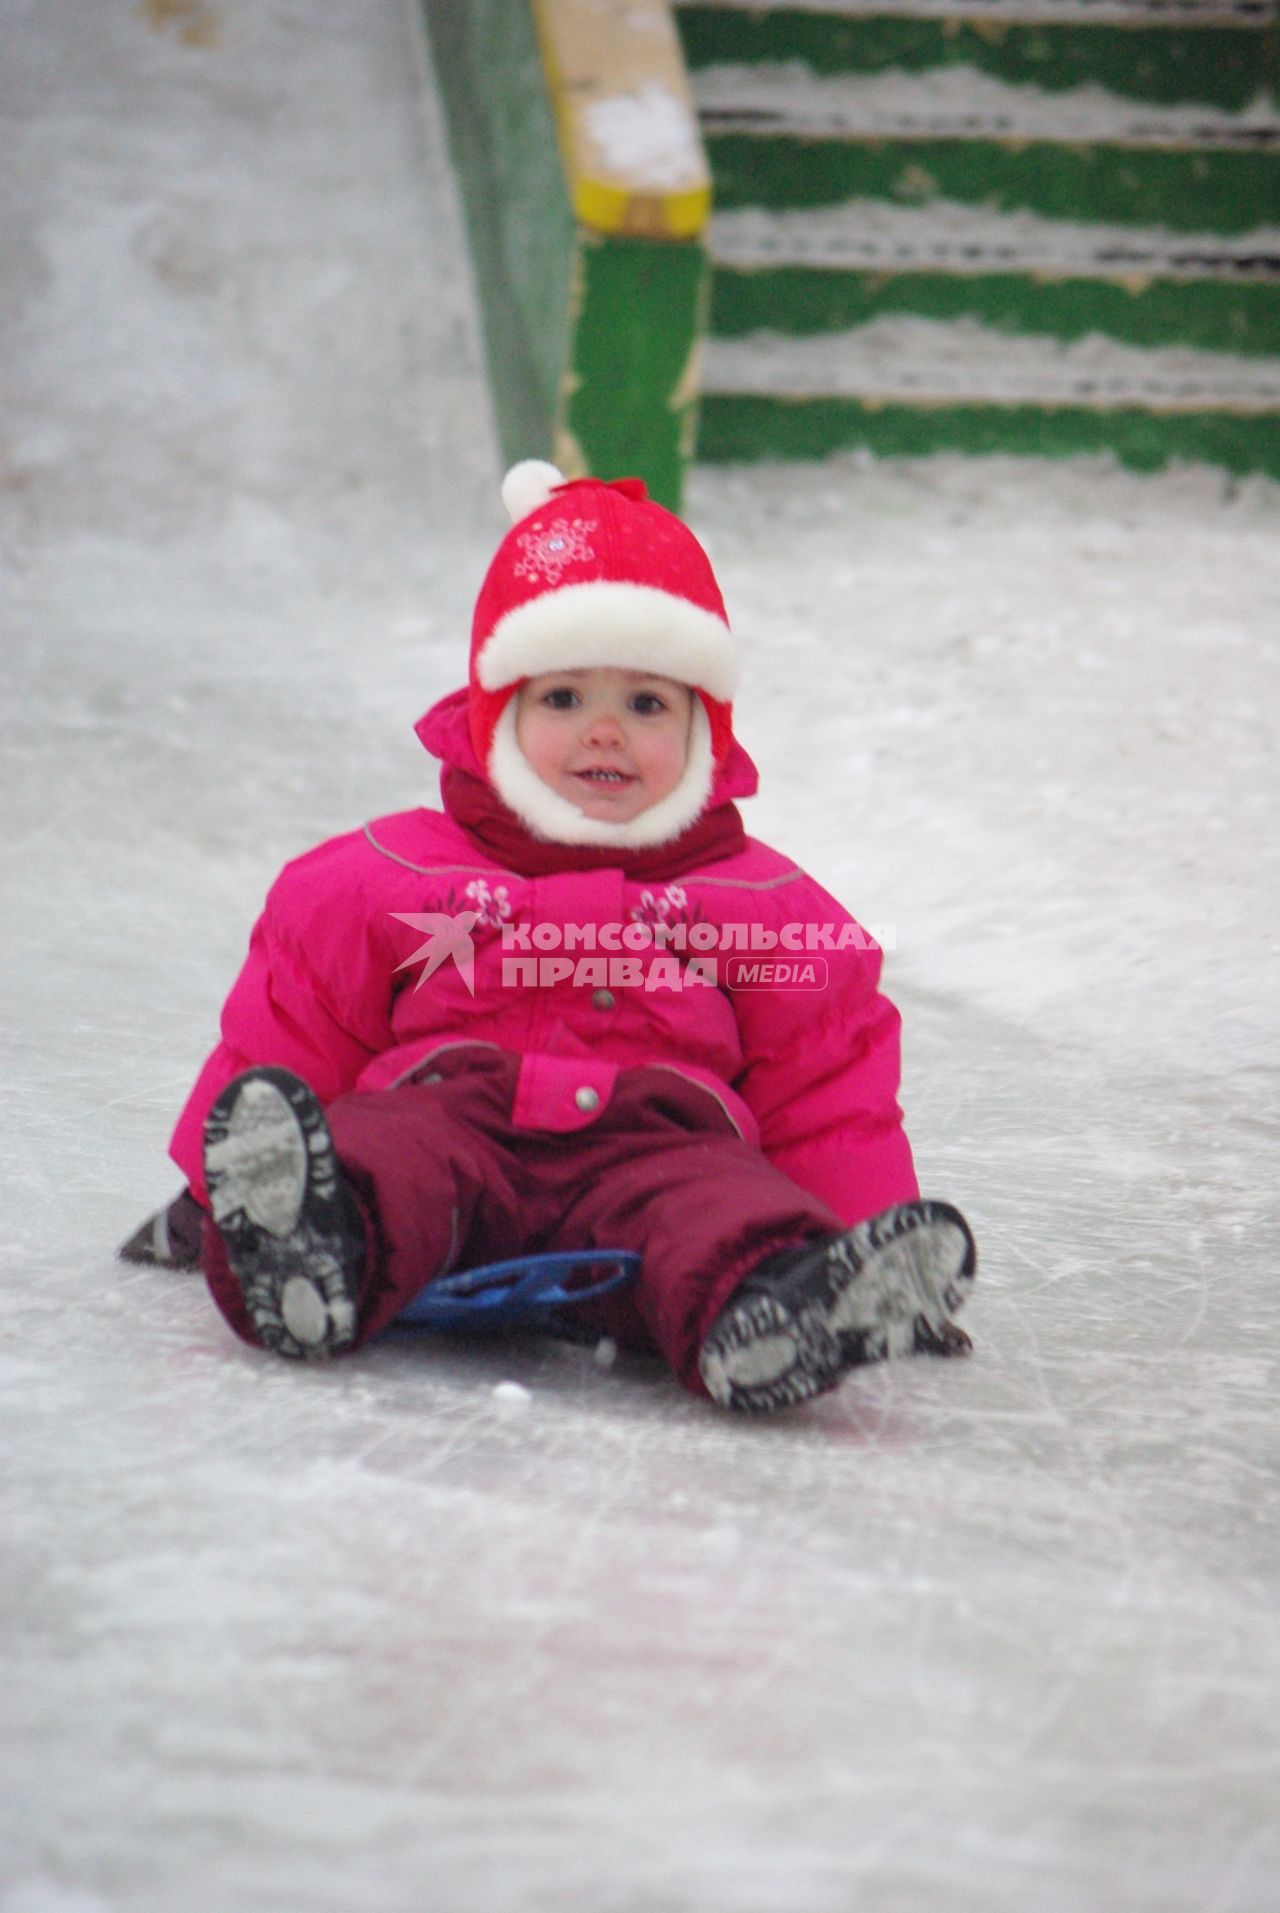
[591,988,615,1011]
[574,1085,600,1113]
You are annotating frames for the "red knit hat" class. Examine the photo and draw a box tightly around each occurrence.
[469,461,737,848]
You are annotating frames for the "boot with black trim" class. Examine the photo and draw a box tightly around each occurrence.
[699,1200,976,1414]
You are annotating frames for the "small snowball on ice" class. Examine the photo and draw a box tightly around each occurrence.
[593,1337,618,1369]
[492,1380,531,1415]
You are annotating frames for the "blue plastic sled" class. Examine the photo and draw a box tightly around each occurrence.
[393,1250,640,1333]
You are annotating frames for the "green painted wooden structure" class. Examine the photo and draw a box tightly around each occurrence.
[678,0,1280,478]
[424,0,1280,489]
[421,0,711,510]
[677,6,1279,111]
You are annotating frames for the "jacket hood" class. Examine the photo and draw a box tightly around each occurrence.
[414,687,759,878]
[416,687,758,812]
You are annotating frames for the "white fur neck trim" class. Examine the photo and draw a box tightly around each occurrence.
[487,696,717,849]
[477,580,735,703]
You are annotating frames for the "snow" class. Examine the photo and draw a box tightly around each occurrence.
[684,0,1263,21]
[708,197,1280,281]
[692,60,1280,146]
[701,314,1280,405]
[583,81,706,191]
[3,3,1279,1912]
[492,1380,534,1413]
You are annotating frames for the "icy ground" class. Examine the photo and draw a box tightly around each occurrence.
[3,4,1279,1910]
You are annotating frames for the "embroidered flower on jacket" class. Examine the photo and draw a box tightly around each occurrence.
[630,884,689,929]
[464,877,512,929]
[513,518,597,587]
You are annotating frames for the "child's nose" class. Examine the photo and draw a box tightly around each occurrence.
[582,705,625,745]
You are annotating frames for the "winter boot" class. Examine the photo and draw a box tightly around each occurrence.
[699,1199,976,1414]
[202,1067,366,1360]
[118,1189,206,1270]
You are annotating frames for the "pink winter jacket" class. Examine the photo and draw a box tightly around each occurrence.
[171,693,918,1225]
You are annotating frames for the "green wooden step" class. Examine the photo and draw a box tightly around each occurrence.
[706,196,1280,354]
[694,59,1280,239]
[699,268,1280,464]
[707,197,1280,279]
[684,3,1280,478]
[704,125,1279,233]
[710,259,1280,356]
[691,55,1280,145]
[676,0,1279,113]
[697,390,1280,477]
[696,313,1280,481]
[699,313,1280,403]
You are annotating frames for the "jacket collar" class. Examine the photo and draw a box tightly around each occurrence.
[439,764,747,878]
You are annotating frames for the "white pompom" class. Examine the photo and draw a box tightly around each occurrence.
[501,459,565,524]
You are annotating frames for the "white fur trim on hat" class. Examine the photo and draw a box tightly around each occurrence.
[487,695,716,849]
[501,460,565,525]
[477,581,736,703]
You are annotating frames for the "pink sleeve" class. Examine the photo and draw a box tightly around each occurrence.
[169,847,395,1199]
[731,894,919,1228]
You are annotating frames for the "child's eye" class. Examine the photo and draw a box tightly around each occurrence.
[542,687,580,710]
[629,691,667,716]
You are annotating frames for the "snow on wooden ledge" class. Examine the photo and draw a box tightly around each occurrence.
[533,0,711,238]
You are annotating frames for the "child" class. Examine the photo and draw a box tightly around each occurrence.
[130,462,976,1413]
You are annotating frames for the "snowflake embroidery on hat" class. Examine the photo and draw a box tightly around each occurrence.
[513,517,598,587]
[464,877,512,930]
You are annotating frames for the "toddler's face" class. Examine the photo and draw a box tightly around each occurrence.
[514,667,693,823]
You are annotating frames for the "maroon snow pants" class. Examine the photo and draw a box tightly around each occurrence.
[201,1045,843,1396]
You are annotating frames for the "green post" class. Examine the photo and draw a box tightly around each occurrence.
[420,0,710,511]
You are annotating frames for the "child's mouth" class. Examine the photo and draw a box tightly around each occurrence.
[575,768,635,787]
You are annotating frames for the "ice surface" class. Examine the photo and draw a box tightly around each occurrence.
[2,3,1279,1911]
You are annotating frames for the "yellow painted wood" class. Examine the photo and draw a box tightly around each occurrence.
[531,0,711,239]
